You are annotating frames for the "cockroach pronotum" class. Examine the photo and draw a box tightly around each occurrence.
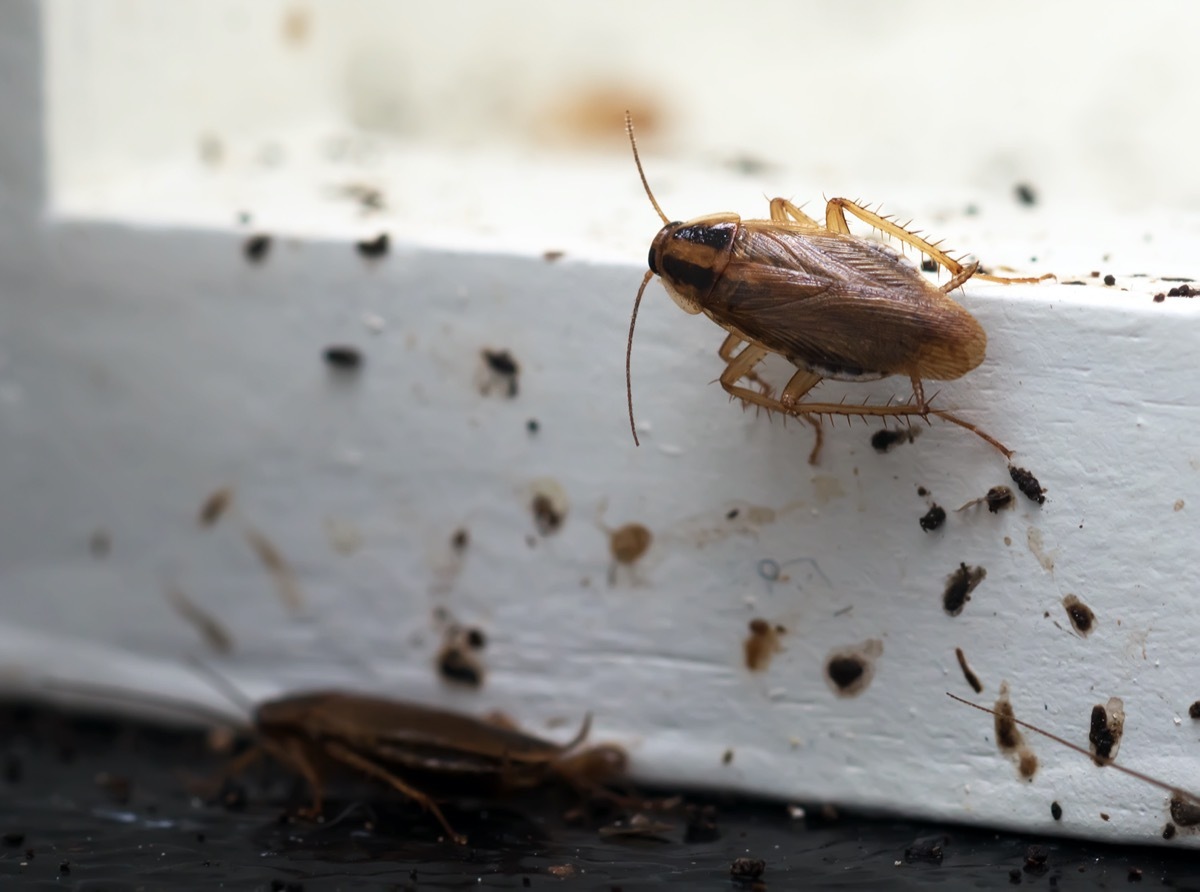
[624,113,1052,464]
[44,675,628,846]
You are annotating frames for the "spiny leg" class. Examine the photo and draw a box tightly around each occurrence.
[322,740,467,845]
[780,368,825,464]
[769,198,821,228]
[718,333,771,398]
[823,197,1052,286]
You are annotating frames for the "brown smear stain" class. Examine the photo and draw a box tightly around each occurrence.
[609,523,652,569]
[281,5,311,47]
[743,619,786,672]
[530,479,568,536]
[1062,594,1096,637]
[993,681,1041,782]
[243,526,305,613]
[824,639,883,698]
[198,486,234,528]
[1088,697,1125,765]
[943,563,986,617]
[954,647,983,693]
[1026,527,1057,572]
[166,585,234,654]
[535,85,665,147]
[993,683,1038,780]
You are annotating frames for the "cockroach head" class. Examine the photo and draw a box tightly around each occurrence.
[647,223,681,276]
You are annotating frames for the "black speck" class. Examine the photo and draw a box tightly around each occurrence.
[917,486,929,497]
[438,647,483,687]
[921,258,938,273]
[243,234,272,263]
[2,831,24,846]
[1009,867,1022,884]
[323,345,363,371]
[1103,274,1116,286]
[1014,183,1037,206]
[1009,465,1046,504]
[1164,822,1177,840]
[827,656,865,690]
[1128,867,1143,882]
[465,627,487,650]
[920,504,946,532]
[482,349,520,398]
[1188,700,1200,719]
[356,233,390,258]
[526,418,540,434]
[1051,801,1062,820]
[59,861,70,874]
[451,528,469,551]
[871,428,915,453]
[726,508,740,520]
[1154,293,1166,302]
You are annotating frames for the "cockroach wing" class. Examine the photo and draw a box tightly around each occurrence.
[708,228,987,381]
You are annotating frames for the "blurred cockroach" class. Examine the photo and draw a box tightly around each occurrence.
[624,113,1051,464]
[47,674,628,846]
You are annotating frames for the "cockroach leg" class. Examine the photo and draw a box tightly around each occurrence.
[928,409,1014,459]
[824,197,1051,286]
[768,198,821,228]
[321,740,467,845]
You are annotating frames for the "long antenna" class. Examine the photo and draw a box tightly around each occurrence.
[626,111,669,226]
[947,692,1200,807]
[626,270,653,446]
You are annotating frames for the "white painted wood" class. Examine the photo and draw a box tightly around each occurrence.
[3,0,1200,847]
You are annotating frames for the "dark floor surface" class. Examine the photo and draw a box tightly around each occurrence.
[2,702,1199,891]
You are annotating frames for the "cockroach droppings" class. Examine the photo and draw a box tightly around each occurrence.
[986,486,1014,513]
[1062,594,1095,636]
[919,504,946,532]
[943,563,986,617]
[243,234,272,263]
[955,647,983,693]
[355,232,390,258]
[198,486,234,527]
[1088,697,1125,764]
[1171,797,1200,827]
[1188,701,1200,719]
[481,349,520,398]
[1014,183,1038,206]
[1050,801,1062,821]
[824,639,882,698]
[450,528,469,552]
[744,618,785,672]
[1009,465,1046,504]
[323,345,363,372]
[1103,274,1116,286]
[871,427,917,453]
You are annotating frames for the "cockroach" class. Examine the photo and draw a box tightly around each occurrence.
[47,674,626,846]
[948,693,1200,812]
[624,113,1052,463]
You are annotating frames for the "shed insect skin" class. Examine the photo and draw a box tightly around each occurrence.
[947,693,1200,810]
[624,113,1051,463]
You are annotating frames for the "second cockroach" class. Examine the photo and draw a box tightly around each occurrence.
[624,113,1051,464]
[50,676,627,846]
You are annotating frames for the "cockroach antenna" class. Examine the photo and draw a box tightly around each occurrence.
[626,111,669,226]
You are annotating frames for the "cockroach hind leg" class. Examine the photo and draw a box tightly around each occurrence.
[322,740,468,845]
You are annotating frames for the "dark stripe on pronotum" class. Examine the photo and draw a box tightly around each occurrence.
[660,255,717,295]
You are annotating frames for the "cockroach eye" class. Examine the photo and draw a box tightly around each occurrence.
[647,244,659,275]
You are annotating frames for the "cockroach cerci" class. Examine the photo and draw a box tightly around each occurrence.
[624,113,1051,463]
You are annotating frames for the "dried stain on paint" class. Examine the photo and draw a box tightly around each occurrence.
[993,683,1038,780]
[743,619,786,672]
[1062,594,1096,637]
[824,639,883,698]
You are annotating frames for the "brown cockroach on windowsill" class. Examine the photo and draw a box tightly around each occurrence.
[45,676,629,846]
[624,113,1052,465]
